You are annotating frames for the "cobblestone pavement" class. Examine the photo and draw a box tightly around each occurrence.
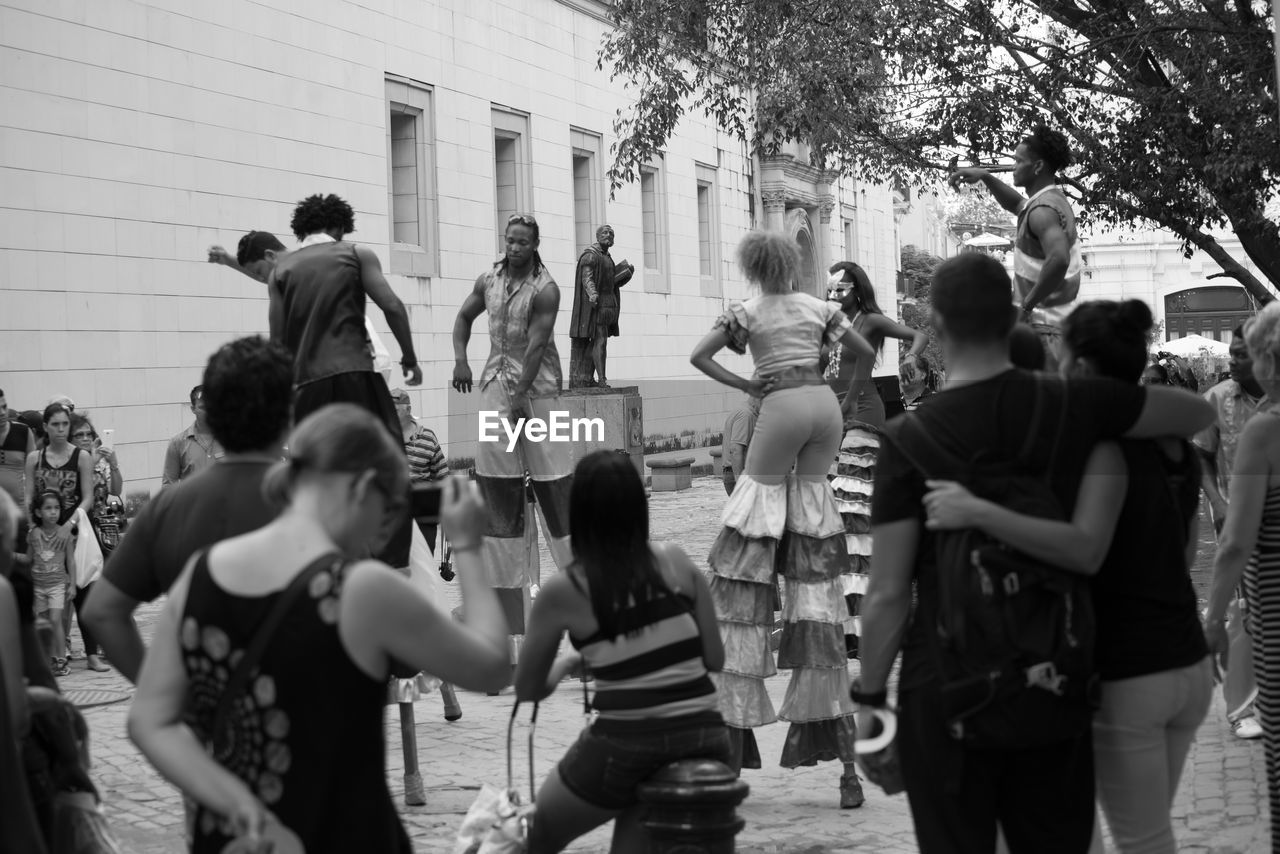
[67,477,1269,852]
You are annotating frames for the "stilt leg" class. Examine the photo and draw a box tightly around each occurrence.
[399,701,425,806]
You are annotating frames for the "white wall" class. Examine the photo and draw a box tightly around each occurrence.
[0,0,904,489]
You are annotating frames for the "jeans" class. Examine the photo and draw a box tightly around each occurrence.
[1092,657,1213,854]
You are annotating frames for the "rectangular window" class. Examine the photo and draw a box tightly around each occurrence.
[639,158,668,292]
[493,108,532,253]
[695,162,720,295]
[569,128,605,253]
[385,75,437,277]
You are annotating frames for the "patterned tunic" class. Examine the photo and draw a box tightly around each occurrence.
[181,551,410,854]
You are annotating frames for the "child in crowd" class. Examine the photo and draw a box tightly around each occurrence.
[29,491,71,676]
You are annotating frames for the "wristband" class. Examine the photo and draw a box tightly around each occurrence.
[849,678,888,708]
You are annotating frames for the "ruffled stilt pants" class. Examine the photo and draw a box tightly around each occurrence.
[708,473,858,769]
[828,422,878,649]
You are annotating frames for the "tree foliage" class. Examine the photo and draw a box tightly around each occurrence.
[600,0,1279,304]
[899,245,947,376]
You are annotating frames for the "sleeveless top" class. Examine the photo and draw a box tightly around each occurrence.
[478,266,563,397]
[273,241,375,385]
[0,420,31,505]
[568,566,719,733]
[180,551,410,854]
[1092,441,1208,680]
[1014,186,1083,308]
[34,446,82,525]
[715,293,851,376]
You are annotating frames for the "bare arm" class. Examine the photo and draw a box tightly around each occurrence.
[513,284,560,397]
[266,270,284,344]
[451,275,488,393]
[514,576,574,702]
[207,246,264,283]
[23,451,36,509]
[355,244,420,386]
[691,330,774,397]
[1206,418,1275,624]
[342,478,508,691]
[668,544,725,671]
[1125,386,1217,439]
[81,578,146,683]
[75,450,95,516]
[1020,208,1070,313]
[128,570,267,839]
[866,313,928,359]
[923,441,1127,575]
[948,168,1024,213]
[726,441,748,479]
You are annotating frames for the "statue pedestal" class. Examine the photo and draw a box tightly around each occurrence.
[560,385,644,475]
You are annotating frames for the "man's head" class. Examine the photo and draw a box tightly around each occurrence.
[290,194,356,241]
[1229,323,1257,387]
[189,385,208,430]
[236,231,288,282]
[1012,125,1072,189]
[595,225,615,249]
[202,337,294,454]
[930,254,1017,349]
[390,388,413,424]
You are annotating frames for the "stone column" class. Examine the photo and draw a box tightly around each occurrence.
[762,189,787,232]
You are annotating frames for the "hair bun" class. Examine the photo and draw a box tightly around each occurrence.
[1114,299,1153,335]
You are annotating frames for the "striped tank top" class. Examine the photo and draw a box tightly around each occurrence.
[569,580,719,731]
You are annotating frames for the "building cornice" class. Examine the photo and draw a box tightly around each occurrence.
[552,0,613,25]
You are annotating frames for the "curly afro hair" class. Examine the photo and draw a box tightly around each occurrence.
[290,193,356,241]
[1021,125,1073,174]
[202,336,295,453]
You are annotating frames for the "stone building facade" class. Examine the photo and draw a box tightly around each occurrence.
[0,0,904,488]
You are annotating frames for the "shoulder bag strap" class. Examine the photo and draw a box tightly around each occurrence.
[211,554,338,755]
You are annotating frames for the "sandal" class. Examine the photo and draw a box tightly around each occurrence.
[51,657,70,677]
[87,654,110,672]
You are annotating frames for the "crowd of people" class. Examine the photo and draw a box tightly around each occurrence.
[2,124,1279,854]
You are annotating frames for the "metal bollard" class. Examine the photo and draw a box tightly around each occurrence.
[637,759,749,854]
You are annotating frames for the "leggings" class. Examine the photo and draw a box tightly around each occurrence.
[744,385,842,482]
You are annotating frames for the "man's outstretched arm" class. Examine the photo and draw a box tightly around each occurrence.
[948,168,1024,213]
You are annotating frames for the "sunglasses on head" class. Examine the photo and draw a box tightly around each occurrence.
[507,214,538,228]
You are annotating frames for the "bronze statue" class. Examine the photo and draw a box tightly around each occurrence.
[568,225,633,388]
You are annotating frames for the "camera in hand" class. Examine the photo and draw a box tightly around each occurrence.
[410,481,444,523]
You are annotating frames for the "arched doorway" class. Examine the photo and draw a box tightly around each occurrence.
[1164,286,1256,343]
[785,208,819,296]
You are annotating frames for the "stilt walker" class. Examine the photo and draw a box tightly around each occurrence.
[452,215,574,670]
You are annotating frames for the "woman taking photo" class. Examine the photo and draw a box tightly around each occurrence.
[515,450,728,854]
[924,300,1211,853]
[691,230,875,806]
[1205,300,1280,854]
[127,404,510,853]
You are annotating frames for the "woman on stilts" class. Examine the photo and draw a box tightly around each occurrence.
[692,231,875,808]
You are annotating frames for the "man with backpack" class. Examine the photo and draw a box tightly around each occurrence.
[853,254,1215,853]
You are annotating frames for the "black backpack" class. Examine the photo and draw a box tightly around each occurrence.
[886,374,1098,749]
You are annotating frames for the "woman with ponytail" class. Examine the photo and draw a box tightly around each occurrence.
[925,299,1211,853]
[515,450,729,854]
[128,404,510,854]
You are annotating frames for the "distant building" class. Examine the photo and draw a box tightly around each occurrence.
[0,0,905,487]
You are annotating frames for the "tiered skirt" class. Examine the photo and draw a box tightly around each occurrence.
[828,423,879,644]
[708,473,857,768]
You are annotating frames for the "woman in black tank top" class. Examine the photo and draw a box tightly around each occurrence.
[127,405,510,853]
[23,403,93,540]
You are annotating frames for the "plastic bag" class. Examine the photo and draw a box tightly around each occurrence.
[454,784,532,854]
[71,509,103,589]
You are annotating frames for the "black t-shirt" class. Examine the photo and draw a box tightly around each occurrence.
[871,369,1147,690]
[1094,441,1207,680]
[103,459,279,602]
